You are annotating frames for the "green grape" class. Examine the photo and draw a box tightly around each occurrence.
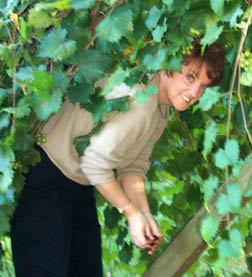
[189,27,203,37]
[181,45,192,56]
[241,48,252,71]
[14,162,22,170]
[36,133,47,145]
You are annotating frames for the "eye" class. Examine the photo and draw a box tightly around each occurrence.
[186,75,194,82]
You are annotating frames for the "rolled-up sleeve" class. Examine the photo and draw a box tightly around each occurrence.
[117,115,167,182]
[80,104,151,185]
[117,140,155,182]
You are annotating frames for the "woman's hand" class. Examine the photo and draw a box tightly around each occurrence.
[124,205,163,254]
[142,212,163,255]
[124,204,152,249]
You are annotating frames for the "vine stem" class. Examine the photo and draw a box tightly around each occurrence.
[11,28,17,134]
[85,0,120,50]
[226,7,252,140]
[237,62,252,145]
[225,7,252,186]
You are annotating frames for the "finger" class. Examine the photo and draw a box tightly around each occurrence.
[133,233,147,248]
[145,226,154,241]
[150,225,163,237]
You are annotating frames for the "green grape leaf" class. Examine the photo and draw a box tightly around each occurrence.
[20,16,32,42]
[73,121,103,156]
[14,98,31,119]
[116,228,128,245]
[73,135,91,157]
[119,243,133,263]
[70,0,95,10]
[0,188,14,205]
[215,193,233,215]
[0,211,10,235]
[67,83,93,105]
[228,183,242,210]
[32,70,56,101]
[145,5,164,30]
[232,159,245,178]
[54,71,69,92]
[162,0,174,6]
[0,43,16,68]
[38,29,77,61]
[143,49,166,71]
[168,0,191,14]
[134,85,158,103]
[200,24,223,51]
[104,206,121,229]
[0,0,18,17]
[29,88,63,121]
[164,180,185,197]
[222,3,243,27]
[28,9,54,29]
[244,175,252,197]
[196,87,220,111]
[0,142,14,172]
[203,121,217,157]
[165,55,182,72]
[215,183,242,215]
[81,95,108,123]
[241,71,252,87]
[149,197,158,215]
[210,0,224,15]
[32,1,71,11]
[0,89,12,105]
[74,50,111,83]
[225,139,239,166]
[97,6,133,43]
[16,66,33,82]
[106,97,130,112]
[104,0,117,5]
[0,142,14,192]
[215,149,229,169]
[0,113,9,130]
[101,66,130,96]
[0,167,14,192]
[218,229,242,259]
[201,214,220,244]
[13,122,34,152]
[152,19,167,43]
[201,175,219,203]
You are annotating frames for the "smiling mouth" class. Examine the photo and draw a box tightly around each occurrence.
[181,95,190,102]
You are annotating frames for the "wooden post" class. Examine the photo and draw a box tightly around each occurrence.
[143,155,252,277]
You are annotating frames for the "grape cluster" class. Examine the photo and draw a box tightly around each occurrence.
[241,49,252,71]
[189,27,203,37]
[13,162,22,170]
[182,45,193,55]
[36,133,47,146]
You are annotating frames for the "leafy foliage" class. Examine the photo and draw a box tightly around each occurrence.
[201,214,220,244]
[215,140,240,169]
[202,121,218,157]
[0,0,252,276]
[215,183,242,216]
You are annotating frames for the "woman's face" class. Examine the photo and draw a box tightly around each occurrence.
[158,60,212,111]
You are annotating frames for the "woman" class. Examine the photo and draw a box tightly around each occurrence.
[11,39,224,277]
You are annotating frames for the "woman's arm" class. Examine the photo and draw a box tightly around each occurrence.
[120,174,163,253]
[120,175,151,214]
[95,178,154,249]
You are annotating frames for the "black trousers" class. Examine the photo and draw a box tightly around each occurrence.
[11,147,103,277]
